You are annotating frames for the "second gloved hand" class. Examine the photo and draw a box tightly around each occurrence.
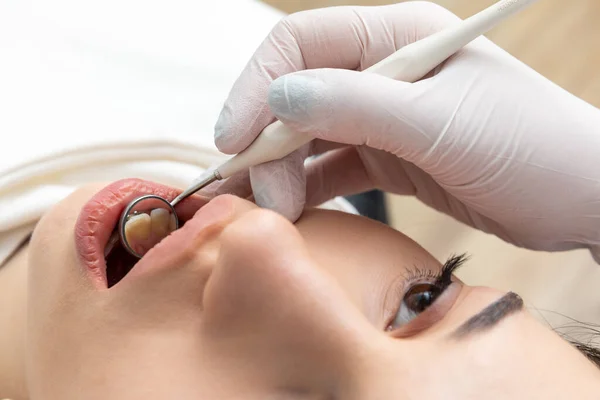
[212,2,600,261]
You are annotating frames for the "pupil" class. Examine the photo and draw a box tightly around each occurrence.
[405,284,441,313]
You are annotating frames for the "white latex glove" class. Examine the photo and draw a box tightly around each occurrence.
[212,2,600,262]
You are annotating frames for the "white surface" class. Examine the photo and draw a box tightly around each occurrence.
[0,0,284,170]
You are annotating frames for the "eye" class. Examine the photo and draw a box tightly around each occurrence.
[385,255,468,336]
[388,283,443,330]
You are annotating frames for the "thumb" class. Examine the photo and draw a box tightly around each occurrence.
[249,146,308,222]
[267,68,441,164]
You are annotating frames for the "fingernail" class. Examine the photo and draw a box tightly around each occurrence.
[268,73,330,126]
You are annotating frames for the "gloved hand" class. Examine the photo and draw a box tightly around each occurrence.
[211,2,600,261]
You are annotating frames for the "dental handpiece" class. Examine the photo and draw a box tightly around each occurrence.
[171,0,540,207]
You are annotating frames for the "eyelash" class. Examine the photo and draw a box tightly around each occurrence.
[385,253,469,333]
[403,253,469,290]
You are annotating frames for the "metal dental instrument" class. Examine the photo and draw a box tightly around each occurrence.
[107,0,539,259]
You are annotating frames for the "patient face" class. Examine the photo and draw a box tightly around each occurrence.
[26,179,599,399]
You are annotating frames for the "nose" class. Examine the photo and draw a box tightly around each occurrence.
[201,207,374,392]
[108,195,258,324]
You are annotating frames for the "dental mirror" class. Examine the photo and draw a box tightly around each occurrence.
[117,194,179,258]
[104,174,216,259]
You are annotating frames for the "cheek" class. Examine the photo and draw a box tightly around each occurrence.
[301,246,368,321]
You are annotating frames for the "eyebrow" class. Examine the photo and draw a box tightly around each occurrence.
[450,292,524,339]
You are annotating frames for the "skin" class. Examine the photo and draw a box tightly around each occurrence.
[0,179,599,399]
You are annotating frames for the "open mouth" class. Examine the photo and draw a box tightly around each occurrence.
[74,178,209,289]
[105,241,141,288]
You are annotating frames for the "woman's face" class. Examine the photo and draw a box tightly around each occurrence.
[27,179,599,399]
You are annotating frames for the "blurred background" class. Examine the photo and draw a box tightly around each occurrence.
[262,0,600,327]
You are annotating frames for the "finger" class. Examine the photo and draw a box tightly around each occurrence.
[267,68,443,169]
[250,147,308,222]
[304,146,430,207]
[214,2,459,154]
[303,146,486,234]
[304,147,373,208]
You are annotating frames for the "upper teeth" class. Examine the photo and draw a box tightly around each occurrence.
[124,213,152,242]
[123,208,178,255]
[150,208,171,237]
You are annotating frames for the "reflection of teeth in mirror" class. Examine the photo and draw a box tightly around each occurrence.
[169,213,177,232]
[124,213,152,242]
[150,208,171,238]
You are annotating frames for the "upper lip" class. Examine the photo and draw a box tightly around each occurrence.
[74,178,208,288]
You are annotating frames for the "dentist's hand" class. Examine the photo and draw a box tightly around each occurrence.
[212,2,600,261]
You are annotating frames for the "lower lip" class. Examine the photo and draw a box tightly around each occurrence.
[74,178,208,288]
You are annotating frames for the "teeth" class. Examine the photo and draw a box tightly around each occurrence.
[124,213,151,243]
[150,208,172,238]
